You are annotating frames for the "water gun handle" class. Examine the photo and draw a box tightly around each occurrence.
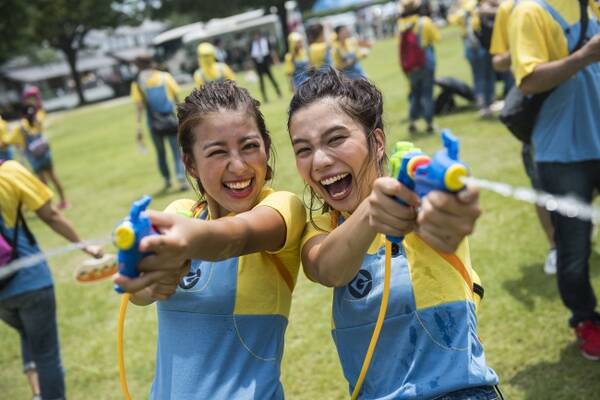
[113,196,156,293]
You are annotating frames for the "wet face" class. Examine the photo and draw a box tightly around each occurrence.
[187,110,268,217]
[289,98,384,213]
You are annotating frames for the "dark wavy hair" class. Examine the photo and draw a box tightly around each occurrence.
[287,68,387,225]
[177,80,274,199]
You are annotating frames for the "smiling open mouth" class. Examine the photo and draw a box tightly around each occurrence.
[223,178,254,198]
[320,173,352,200]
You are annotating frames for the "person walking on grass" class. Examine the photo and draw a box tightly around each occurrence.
[131,55,188,192]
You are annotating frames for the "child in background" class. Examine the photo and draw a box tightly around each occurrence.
[399,0,441,135]
[284,32,309,92]
[288,68,499,399]
[7,106,69,209]
[115,80,306,399]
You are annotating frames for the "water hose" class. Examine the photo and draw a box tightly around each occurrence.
[350,240,392,399]
[118,293,133,400]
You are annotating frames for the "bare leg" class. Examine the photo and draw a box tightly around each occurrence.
[36,170,48,185]
[25,369,41,398]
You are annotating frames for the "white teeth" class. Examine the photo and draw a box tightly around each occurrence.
[320,173,349,186]
[224,179,251,190]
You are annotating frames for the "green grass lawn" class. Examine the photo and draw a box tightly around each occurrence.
[1,27,599,399]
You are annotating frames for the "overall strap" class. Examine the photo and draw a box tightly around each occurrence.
[527,0,589,52]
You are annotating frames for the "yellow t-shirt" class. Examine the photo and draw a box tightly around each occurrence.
[332,38,363,70]
[193,63,236,87]
[398,15,441,48]
[165,187,306,317]
[8,109,46,148]
[0,117,9,149]
[301,210,483,311]
[0,160,52,228]
[509,0,600,86]
[490,0,515,55]
[130,70,180,105]
[308,42,330,68]
[448,0,480,35]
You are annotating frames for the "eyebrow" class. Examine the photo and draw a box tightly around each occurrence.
[202,134,261,150]
[291,125,347,146]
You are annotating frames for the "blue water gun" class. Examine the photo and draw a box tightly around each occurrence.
[388,130,469,244]
[112,195,156,293]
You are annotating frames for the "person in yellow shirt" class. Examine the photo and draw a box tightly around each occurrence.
[509,0,600,360]
[307,22,332,69]
[131,54,187,192]
[490,0,556,276]
[114,80,305,399]
[398,0,441,134]
[193,42,236,87]
[284,32,309,92]
[450,0,497,117]
[0,160,102,400]
[7,106,69,209]
[0,116,13,161]
[332,25,370,79]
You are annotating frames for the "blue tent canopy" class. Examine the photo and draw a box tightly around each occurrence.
[311,0,372,13]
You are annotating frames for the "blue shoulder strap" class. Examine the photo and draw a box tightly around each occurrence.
[526,0,569,31]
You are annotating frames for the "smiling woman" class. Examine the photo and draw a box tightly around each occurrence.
[114,80,306,400]
[287,69,500,400]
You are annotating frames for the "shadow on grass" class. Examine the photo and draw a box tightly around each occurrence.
[509,342,600,399]
[503,251,600,311]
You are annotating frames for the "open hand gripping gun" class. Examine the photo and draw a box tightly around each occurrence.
[112,195,156,293]
[387,129,470,244]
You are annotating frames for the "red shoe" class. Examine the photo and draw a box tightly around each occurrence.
[575,320,600,360]
[58,201,70,210]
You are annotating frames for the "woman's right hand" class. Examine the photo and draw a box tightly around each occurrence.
[366,177,420,238]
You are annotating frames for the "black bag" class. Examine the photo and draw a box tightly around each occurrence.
[148,111,178,136]
[500,0,588,143]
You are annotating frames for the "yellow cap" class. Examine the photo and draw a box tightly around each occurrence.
[444,164,468,191]
[114,222,135,250]
[197,42,216,57]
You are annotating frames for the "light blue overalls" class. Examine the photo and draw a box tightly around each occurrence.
[331,216,498,399]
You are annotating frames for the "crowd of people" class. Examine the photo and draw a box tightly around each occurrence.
[1,0,600,399]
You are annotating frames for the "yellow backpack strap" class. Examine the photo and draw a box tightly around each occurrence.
[265,253,294,292]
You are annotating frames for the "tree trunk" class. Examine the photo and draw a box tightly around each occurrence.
[62,47,86,105]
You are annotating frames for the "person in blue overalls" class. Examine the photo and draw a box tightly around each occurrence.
[287,68,501,399]
[332,25,370,80]
[115,80,306,399]
[509,0,600,360]
[284,32,310,92]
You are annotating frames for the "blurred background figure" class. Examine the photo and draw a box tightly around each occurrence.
[0,116,14,161]
[284,32,309,93]
[399,0,441,135]
[332,24,371,79]
[450,0,497,118]
[193,42,236,87]
[213,37,228,63]
[8,106,69,209]
[131,55,187,192]
[307,22,332,69]
[250,31,282,103]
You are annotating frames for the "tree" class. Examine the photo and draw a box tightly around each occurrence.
[0,1,35,63]
[31,0,136,105]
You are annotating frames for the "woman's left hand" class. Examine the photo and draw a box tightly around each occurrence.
[414,186,481,253]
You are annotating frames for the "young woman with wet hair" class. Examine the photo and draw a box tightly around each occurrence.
[288,68,500,399]
[116,80,305,399]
